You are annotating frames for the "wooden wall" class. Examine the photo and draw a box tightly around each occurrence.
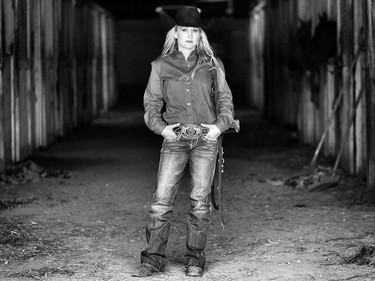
[248,0,375,187]
[0,0,116,173]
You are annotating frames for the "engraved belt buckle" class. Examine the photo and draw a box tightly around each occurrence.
[181,124,202,140]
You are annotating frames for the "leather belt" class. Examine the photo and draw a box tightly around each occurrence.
[173,124,209,140]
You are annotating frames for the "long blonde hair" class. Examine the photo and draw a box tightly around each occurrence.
[161,26,224,84]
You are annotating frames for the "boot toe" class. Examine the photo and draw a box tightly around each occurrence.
[132,264,157,277]
[185,265,203,277]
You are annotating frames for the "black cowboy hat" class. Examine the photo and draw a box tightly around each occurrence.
[160,6,214,30]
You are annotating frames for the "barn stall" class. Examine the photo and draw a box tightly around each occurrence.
[0,0,116,173]
[249,0,375,190]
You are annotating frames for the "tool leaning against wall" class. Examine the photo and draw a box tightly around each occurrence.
[284,43,365,191]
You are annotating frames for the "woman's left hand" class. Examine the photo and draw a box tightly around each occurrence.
[201,123,221,141]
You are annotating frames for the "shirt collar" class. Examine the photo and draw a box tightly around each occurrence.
[172,49,198,62]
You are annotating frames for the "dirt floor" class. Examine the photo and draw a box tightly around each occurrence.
[1,105,375,281]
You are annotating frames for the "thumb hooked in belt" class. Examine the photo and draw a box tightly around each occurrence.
[162,123,181,139]
[201,123,221,141]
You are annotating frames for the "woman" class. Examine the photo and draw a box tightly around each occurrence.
[134,6,234,278]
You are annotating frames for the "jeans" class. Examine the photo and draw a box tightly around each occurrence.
[141,136,218,271]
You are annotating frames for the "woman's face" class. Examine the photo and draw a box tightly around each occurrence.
[175,26,201,52]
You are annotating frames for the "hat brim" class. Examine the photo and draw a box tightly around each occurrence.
[160,12,214,30]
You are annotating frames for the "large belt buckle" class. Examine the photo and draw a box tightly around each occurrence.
[181,124,202,140]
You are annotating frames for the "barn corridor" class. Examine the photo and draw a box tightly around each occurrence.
[1,102,375,280]
[1,0,375,280]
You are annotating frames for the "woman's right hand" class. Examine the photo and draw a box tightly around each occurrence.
[161,123,181,140]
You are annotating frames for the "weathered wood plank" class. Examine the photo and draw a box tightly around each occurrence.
[365,0,375,189]
[0,0,5,171]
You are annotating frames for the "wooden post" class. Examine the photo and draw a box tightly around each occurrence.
[365,0,375,190]
[0,0,5,173]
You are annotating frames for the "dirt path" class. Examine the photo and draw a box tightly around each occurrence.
[1,106,375,281]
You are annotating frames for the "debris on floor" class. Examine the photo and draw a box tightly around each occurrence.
[284,165,343,191]
[0,160,70,185]
[345,244,375,266]
[7,267,75,279]
[0,218,66,263]
[0,198,38,211]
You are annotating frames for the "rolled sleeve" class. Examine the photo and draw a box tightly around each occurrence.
[143,61,167,135]
[214,60,234,132]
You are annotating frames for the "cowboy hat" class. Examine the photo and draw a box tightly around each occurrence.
[160,6,214,30]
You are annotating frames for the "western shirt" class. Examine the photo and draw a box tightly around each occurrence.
[143,50,234,135]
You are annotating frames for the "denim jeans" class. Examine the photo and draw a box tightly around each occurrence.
[141,136,218,271]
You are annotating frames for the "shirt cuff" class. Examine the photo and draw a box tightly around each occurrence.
[154,124,167,135]
[214,120,226,133]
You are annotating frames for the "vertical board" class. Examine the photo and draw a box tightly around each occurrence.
[323,60,338,156]
[60,0,74,133]
[17,0,33,159]
[339,0,356,173]
[2,0,14,164]
[4,0,20,162]
[32,0,45,148]
[249,2,266,112]
[365,0,375,188]
[353,0,365,175]
[296,0,316,144]
[44,0,55,144]
[0,0,4,170]
[94,9,100,114]
[101,13,109,111]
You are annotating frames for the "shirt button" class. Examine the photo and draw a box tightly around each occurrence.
[188,64,190,67]
[187,103,191,106]
[186,89,189,92]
